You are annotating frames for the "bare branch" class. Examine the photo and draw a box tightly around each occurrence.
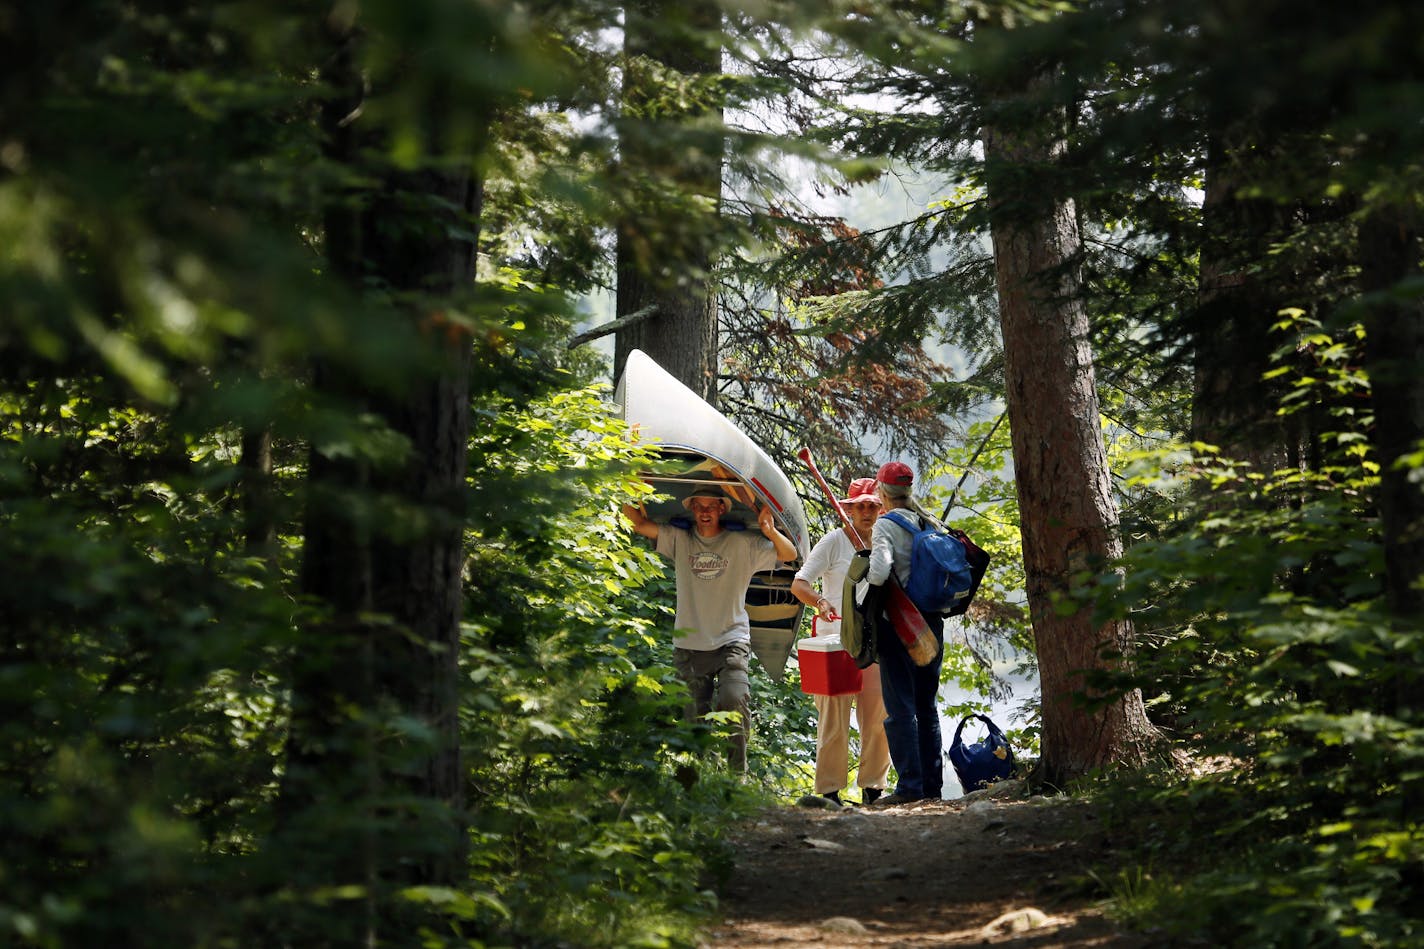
[565,305,657,350]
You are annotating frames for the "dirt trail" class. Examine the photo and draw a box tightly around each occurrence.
[706,782,1150,948]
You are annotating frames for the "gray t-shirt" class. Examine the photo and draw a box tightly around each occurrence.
[657,526,780,651]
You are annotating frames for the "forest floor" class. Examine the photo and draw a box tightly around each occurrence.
[705,780,1153,948]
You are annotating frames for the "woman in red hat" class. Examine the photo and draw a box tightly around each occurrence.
[789,477,891,806]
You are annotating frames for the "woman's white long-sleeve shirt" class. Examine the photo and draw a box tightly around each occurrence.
[867,507,918,587]
[794,528,856,638]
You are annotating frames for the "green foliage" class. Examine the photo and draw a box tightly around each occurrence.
[1,365,299,946]
[746,1,1424,942]
[446,380,798,947]
[9,0,1422,946]
[0,358,770,947]
[748,657,821,796]
[1,4,777,948]
[1081,313,1424,946]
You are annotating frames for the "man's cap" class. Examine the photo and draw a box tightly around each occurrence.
[876,461,914,487]
[839,477,882,506]
[682,486,732,512]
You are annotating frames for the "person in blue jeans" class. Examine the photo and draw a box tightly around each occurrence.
[865,460,944,805]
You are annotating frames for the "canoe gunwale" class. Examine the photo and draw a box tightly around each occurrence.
[637,440,808,559]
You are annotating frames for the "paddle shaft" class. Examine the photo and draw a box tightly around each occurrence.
[795,447,866,548]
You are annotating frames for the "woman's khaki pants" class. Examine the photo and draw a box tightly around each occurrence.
[813,662,891,795]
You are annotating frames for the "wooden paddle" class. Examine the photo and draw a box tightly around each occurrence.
[796,448,939,667]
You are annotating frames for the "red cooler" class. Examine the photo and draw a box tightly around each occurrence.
[797,634,863,696]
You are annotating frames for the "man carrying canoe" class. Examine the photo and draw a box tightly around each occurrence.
[623,485,798,771]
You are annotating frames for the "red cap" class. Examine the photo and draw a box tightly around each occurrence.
[838,477,881,506]
[876,461,914,487]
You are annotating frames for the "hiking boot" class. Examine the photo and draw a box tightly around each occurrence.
[861,788,883,805]
[871,792,921,806]
[820,790,842,805]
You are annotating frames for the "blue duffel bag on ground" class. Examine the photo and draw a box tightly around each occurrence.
[946,713,1014,792]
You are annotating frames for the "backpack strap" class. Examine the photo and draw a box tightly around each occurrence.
[881,510,921,534]
[977,713,1006,740]
[951,714,975,747]
[953,713,1005,745]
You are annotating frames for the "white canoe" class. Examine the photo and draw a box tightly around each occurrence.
[615,349,809,681]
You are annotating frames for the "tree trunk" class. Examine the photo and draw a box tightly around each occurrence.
[612,0,721,404]
[361,169,477,889]
[1192,131,1295,471]
[281,16,475,923]
[1358,202,1424,717]
[239,425,275,559]
[982,68,1158,786]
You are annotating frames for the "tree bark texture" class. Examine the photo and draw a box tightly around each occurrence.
[982,74,1157,785]
[612,0,721,404]
[362,168,477,889]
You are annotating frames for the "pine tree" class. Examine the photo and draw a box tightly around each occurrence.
[981,46,1159,780]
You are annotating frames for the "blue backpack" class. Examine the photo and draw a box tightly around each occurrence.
[881,511,975,615]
